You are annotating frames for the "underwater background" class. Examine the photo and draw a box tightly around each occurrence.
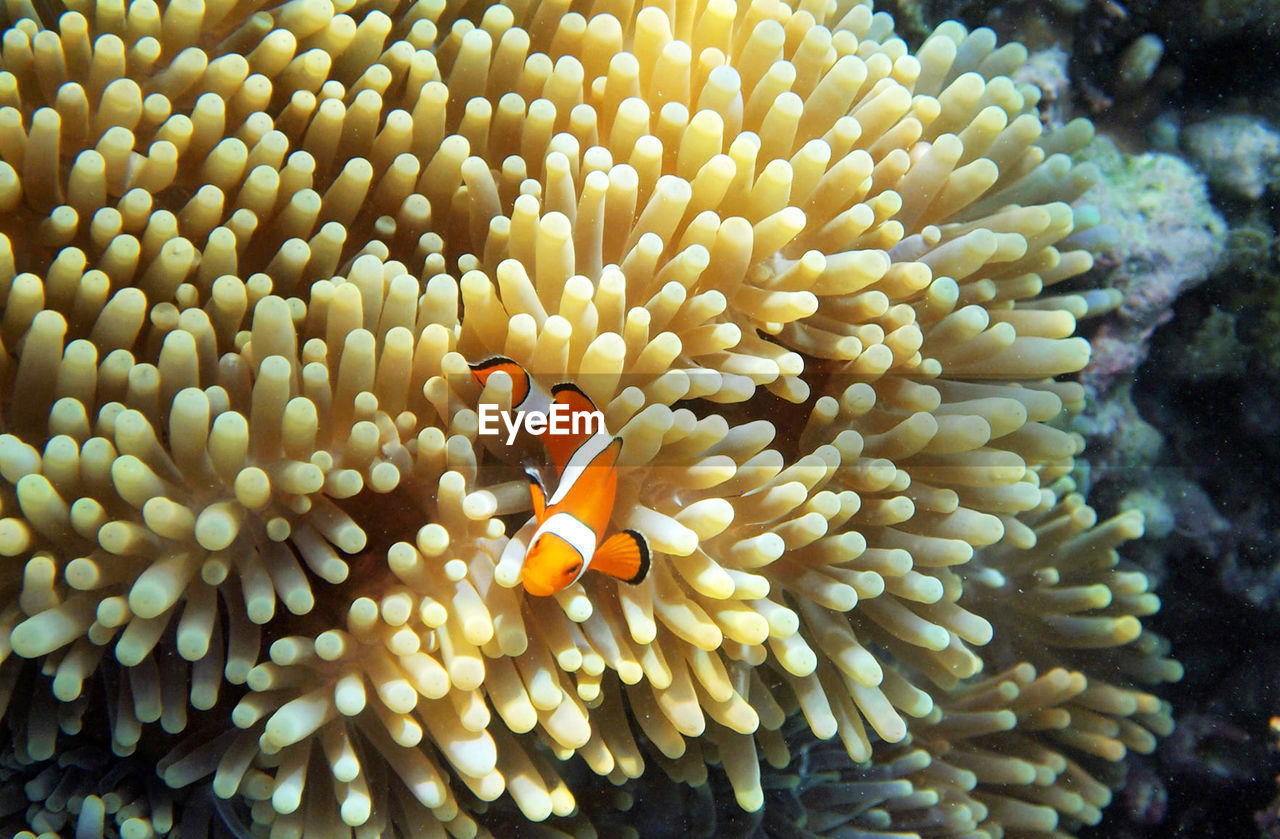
[0,0,1277,837]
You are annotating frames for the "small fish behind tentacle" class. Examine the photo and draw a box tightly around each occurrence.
[469,357,650,595]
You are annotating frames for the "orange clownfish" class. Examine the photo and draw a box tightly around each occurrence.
[470,357,650,596]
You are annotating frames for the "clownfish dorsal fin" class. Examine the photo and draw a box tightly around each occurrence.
[600,436,622,469]
[591,530,649,584]
[469,356,532,409]
[525,467,547,522]
[544,382,606,473]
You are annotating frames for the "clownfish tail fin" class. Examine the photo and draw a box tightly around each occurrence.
[625,530,651,583]
[593,530,650,584]
[470,356,531,407]
[469,355,517,378]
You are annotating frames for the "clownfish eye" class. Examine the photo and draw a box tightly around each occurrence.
[566,561,583,576]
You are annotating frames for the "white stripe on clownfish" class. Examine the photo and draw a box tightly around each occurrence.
[546,425,616,508]
[533,509,598,583]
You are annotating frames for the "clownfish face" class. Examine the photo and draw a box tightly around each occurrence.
[521,532,585,597]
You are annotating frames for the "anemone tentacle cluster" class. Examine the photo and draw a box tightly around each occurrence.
[0,0,1178,837]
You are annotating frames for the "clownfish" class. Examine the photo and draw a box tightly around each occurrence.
[470,357,650,596]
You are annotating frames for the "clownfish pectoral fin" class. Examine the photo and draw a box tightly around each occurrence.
[591,530,650,584]
[525,467,547,522]
[470,356,531,408]
[544,383,606,472]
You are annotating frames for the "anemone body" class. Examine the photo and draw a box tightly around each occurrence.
[0,1,1178,837]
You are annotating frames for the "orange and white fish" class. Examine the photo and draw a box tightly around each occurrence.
[470,357,650,596]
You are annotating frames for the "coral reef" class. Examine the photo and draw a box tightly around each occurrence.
[1014,43,1069,127]
[1090,170,1280,839]
[0,1,1178,837]
[1182,115,1280,202]
[1075,135,1226,397]
[1126,0,1280,49]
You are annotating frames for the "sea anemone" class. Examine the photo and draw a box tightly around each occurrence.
[1,734,179,838]
[0,0,1178,836]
